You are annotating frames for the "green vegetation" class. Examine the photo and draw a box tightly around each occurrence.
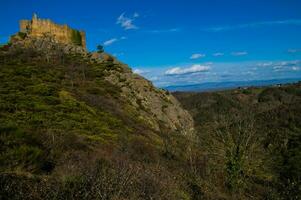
[17,32,27,39]
[71,30,82,46]
[174,84,301,199]
[0,45,195,199]
[96,45,104,53]
[1,42,301,199]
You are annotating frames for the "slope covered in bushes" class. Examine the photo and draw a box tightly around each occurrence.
[1,37,301,199]
[0,42,196,200]
[174,83,301,199]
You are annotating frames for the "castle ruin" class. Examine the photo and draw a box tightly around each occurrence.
[19,14,86,49]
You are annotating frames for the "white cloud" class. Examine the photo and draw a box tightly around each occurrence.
[190,53,206,59]
[133,69,150,75]
[146,28,180,34]
[103,38,118,46]
[168,28,179,32]
[141,60,301,88]
[133,12,139,18]
[112,52,124,57]
[288,49,301,53]
[257,62,274,67]
[133,69,144,74]
[204,19,301,32]
[103,36,127,46]
[273,66,283,71]
[165,64,210,75]
[231,51,248,56]
[117,13,138,30]
[149,76,159,81]
[281,60,300,65]
[213,52,224,57]
[258,60,301,72]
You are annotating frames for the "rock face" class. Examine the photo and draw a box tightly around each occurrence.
[9,34,87,56]
[19,13,86,48]
[105,66,194,134]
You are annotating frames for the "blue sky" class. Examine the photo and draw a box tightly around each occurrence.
[1,0,301,87]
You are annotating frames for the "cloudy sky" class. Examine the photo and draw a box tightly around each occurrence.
[1,0,301,87]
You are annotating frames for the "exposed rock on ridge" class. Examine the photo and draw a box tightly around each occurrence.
[105,67,194,134]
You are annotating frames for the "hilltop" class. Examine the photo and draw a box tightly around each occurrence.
[0,17,195,200]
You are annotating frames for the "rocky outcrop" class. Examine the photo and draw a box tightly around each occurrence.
[105,66,194,135]
[91,52,115,62]
[90,50,194,134]
[9,34,87,56]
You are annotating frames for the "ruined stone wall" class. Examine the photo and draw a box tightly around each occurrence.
[19,15,86,49]
[20,20,31,33]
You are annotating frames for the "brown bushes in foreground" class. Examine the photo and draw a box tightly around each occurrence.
[0,155,187,200]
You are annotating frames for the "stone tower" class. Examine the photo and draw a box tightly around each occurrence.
[19,13,86,49]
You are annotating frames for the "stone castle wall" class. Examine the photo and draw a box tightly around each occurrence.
[19,14,86,49]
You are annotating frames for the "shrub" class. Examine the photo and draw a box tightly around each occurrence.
[17,32,27,39]
[96,45,104,53]
[127,136,159,163]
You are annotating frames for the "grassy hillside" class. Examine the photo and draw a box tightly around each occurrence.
[1,39,301,199]
[174,84,301,199]
[0,44,196,200]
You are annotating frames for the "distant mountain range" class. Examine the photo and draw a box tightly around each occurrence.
[164,78,301,92]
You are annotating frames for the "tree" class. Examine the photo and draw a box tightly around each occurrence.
[207,115,269,196]
[96,45,104,53]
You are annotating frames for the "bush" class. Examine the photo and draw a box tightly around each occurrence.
[127,136,159,163]
[17,32,27,39]
[96,45,104,53]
